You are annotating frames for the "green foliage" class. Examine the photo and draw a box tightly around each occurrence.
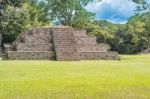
[142,12,150,48]
[86,13,150,54]
[0,0,49,43]
[86,24,108,43]
[43,0,94,28]
[132,0,146,4]
[0,0,26,7]
[1,5,28,43]
[132,0,150,12]
[86,20,122,44]
[22,2,50,28]
[108,14,150,54]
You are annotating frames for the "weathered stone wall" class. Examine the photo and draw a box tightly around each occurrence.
[73,29,108,53]
[80,51,119,60]
[75,36,97,45]
[24,35,52,43]
[73,29,87,37]
[79,44,108,52]
[30,28,52,36]
[16,43,54,51]
[6,51,55,60]
[7,27,55,60]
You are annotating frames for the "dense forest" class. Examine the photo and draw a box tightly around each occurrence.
[0,0,150,54]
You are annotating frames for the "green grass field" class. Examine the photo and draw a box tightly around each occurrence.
[0,54,150,99]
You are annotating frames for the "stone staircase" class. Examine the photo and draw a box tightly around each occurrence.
[52,27,80,61]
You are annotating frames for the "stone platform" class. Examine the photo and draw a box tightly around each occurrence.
[5,26,119,60]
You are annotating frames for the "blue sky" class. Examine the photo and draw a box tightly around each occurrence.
[85,0,137,24]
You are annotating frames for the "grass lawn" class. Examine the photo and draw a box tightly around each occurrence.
[0,54,150,99]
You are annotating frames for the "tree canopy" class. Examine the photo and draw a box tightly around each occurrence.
[41,0,94,28]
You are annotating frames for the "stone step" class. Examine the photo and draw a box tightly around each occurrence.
[53,35,73,38]
[57,37,75,40]
[54,44,77,47]
[54,40,75,43]
[55,47,78,50]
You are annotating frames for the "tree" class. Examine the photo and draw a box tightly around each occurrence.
[0,0,26,7]
[43,0,94,28]
[0,0,49,43]
[1,5,29,43]
[113,15,147,54]
[132,0,150,12]
[0,0,26,47]
[141,12,150,48]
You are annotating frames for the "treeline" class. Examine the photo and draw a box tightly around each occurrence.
[86,13,150,54]
[0,0,150,54]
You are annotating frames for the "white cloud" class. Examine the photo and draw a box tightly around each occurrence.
[85,0,137,23]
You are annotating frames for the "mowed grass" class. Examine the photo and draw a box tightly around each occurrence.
[0,55,150,99]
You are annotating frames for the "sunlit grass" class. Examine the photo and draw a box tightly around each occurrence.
[0,54,150,99]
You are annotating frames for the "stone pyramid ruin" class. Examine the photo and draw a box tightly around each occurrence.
[6,26,118,60]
